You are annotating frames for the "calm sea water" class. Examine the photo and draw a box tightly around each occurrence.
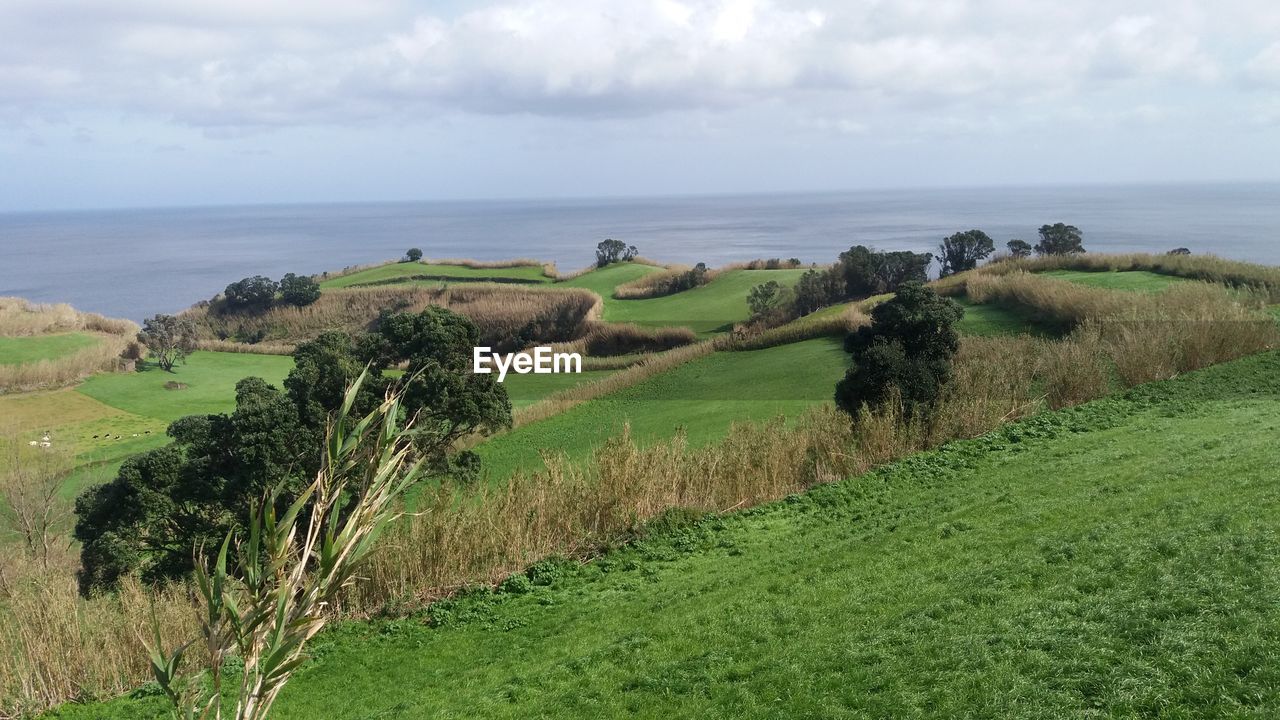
[1,182,1277,321]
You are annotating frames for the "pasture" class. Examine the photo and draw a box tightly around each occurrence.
[1039,268,1189,292]
[599,268,808,334]
[320,262,551,289]
[54,350,1280,720]
[0,333,101,366]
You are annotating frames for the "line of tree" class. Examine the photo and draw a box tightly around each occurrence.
[222,272,321,312]
[74,307,511,594]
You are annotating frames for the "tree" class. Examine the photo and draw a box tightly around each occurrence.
[595,238,638,267]
[1168,247,1191,256]
[1007,239,1033,258]
[404,247,423,262]
[278,273,320,307]
[838,245,932,297]
[1034,223,1085,255]
[75,307,511,593]
[223,276,278,312]
[792,266,844,315]
[938,229,995,277]
[146,374,425,720]
[137,314,198,372]
[835,282,963,419]
[747,280,793,320]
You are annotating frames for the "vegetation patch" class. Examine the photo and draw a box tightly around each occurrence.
[320,262,552,289]
[1039,268,1190,292]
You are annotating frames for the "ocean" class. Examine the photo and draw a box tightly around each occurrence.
[1,182,1277,321]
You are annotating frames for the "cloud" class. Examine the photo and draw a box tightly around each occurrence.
[0,0,1267,130]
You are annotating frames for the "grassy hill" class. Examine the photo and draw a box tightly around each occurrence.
[54,351,1280,719]
[0,333,102,365]
[598,268,808,334]
[477,337,847,480]
[558,262,663,296]
[319,262,551,289]
[1039,269,1190,292]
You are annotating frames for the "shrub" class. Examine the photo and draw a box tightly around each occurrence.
[836,282,963,419]
[404,248,423,262]
[278,272,321,307]
[747,280,794,321]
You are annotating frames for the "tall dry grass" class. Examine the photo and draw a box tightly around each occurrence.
[716,304,871,351]
[982,252,1280,302]
[193,339,296,356]
[542,322,696,357]
[186,284,599,353]
[0,298,136,338]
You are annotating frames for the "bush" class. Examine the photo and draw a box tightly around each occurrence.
[404,248,424,262]
[747,280,794,322]
[222,275,278,311]
[835,282,963,419]
[278,272,321,307]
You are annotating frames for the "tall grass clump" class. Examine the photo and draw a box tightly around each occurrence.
[544,322,696,357]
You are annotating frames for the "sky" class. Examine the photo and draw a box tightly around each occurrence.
[2,0,1280,211]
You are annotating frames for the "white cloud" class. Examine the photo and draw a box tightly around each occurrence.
[0,0,1270,129]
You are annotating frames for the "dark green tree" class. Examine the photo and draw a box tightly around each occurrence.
[404,248,424,262]
[1168,247,1191,256]
[137,314,197,372]
[838,246,932,297]
[278,273,321,307]
[1007,239,1033,258]
[747,280,792,320]
[792,266,845,315]
[74,307,511,594]
[835,282,963,419]
[595,238,638,267]
[938,230,995,276]
[1034,223,1085,255]
[222,275,278,311]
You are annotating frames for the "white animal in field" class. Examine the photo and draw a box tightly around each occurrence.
[41,434,50,442]
[28,440,38,446]
[39,441,51,448]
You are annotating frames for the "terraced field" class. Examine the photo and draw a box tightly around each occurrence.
[320,262,551,289]
[596,268,808,334]
[1039,269,1189,292]
[0,333,101,365]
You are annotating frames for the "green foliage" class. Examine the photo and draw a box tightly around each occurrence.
[938,229,995,276]
[59,352,1280,720]
[746,280,793,321]
[137,314,197,372]
[1035,223,1086,255]
[74,308,510,592]
[403,248,423,262]
[222,276,278,312]
[0,332,98,365]
[791,266,845,315]
[1007,239,1033,258]
[1168,247,1192,255]
[595,239,638,267]
[835,282,963,418]
[838,245,933,299]
[278,273,321,307]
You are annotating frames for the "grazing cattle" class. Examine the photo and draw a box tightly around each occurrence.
[39,441,51,448]
[28,440,38,446]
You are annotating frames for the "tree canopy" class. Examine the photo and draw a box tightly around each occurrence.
[137,314,197,372]
[278,273,321,307]
[1034,223,1086,255]
[222,275,278,311]
[835,282,963,420]
[595,239,638,267]
[1007,239,1033,258]
[75,307,511,594]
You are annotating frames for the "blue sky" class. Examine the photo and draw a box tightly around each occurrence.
[2,0,1279,211]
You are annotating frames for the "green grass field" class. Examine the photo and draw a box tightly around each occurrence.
[501,368,619,409]
[319,262,551,289]
[56,351,1280,719]
[1039,269,1189,292]
[557,262,662,297]
[953,296,1052,336]
[0,332,100,365]
[599,269,808,334]
[476,338,847,480]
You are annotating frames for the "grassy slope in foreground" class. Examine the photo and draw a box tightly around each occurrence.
[58,351,1280,719]
[557,262,662,297]
[319,262,550,289]
[476,337,847,480]
[0,333,101,365]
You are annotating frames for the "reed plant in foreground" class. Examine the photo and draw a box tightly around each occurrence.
[147,372,425,720]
